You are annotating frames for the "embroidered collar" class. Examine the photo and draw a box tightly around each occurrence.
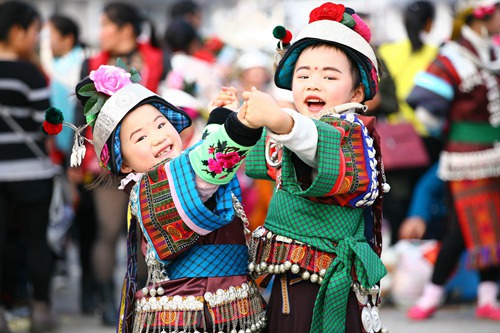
[312,102,368,119]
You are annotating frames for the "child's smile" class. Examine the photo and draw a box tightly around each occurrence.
[119,104,183,173]
[155,145,172,158]
[305,95,326,113]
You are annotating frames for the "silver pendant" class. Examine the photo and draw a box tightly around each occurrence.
[361,307,373,333]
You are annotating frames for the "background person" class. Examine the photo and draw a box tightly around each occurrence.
[0,1,57,332]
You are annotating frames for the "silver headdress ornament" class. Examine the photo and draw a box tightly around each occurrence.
[41,107,92,167]
[42,58,142,169]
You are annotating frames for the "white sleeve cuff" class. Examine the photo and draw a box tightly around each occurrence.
[268,109,318,168]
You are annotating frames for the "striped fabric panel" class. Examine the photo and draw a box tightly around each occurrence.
[139,163,199,261]
[406,85,452,118]
[168,152,238,233]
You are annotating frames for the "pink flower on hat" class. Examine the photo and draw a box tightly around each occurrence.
[309,2,345,23]
[89,65,132,96]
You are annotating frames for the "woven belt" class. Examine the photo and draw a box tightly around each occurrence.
[248,226,336,284]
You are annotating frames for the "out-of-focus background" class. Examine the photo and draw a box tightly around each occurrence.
[29,0,454,49]
[1,0,499,332]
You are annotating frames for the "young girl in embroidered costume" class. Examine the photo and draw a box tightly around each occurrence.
[406,0,500,321]
[239,3,388,333]
[42,63,267,332]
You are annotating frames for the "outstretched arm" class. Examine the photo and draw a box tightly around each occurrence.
[241,87,294,134]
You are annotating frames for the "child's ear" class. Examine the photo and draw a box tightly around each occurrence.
[120,161,133,174]
[351,84,365,103]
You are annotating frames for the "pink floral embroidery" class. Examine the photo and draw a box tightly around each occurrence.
[215,152,241,168]
[89,65,132,96]
[207,158,223,174]
[202,140,247,178]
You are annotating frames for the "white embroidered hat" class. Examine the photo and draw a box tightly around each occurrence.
[92,83,191,168]
[273,2,379,101]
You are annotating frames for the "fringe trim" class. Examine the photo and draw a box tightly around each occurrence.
[132,281,266,333]
[465,242,500,270]
[438,146,500,181]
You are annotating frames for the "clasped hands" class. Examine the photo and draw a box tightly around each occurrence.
[209,86,293,135]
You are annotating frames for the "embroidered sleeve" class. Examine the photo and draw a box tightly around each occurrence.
[284,114,379,208]
[189,112,262,185]
[200,107,233,140]
[407,54,457,119]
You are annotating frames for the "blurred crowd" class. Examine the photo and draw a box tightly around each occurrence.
[0,0,499,332]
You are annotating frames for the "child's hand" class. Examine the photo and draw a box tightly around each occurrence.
[241,87,293,134]
[208,86,239,112]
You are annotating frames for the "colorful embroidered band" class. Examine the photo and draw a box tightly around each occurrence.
[166,150,241,235]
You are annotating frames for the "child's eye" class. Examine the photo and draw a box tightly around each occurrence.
[324,76,335,80]
[136,135,146,143]
[297,75,309,79]
[158,122,165,129]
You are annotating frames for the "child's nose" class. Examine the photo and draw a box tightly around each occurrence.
[306,82,320,91]
[152,132,166,145]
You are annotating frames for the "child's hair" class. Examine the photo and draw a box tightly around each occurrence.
[404,1,436,53]
[0,0,40,41]
[169,0,200,19]
[164,18,200,53]
[273,3,379,103]
[49,15,81,48]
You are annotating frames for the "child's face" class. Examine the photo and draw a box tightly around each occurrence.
[291,45,364,117]
[119,104,182,173]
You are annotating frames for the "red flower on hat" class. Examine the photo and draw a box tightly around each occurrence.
[309,2,345,23]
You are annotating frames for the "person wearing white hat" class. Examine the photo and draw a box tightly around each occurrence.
[43,62,268,332]
[406,0,500,321]
[240,2,389,332]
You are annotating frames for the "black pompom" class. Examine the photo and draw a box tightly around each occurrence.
[345,7,355,15]
[273,25,287,39]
